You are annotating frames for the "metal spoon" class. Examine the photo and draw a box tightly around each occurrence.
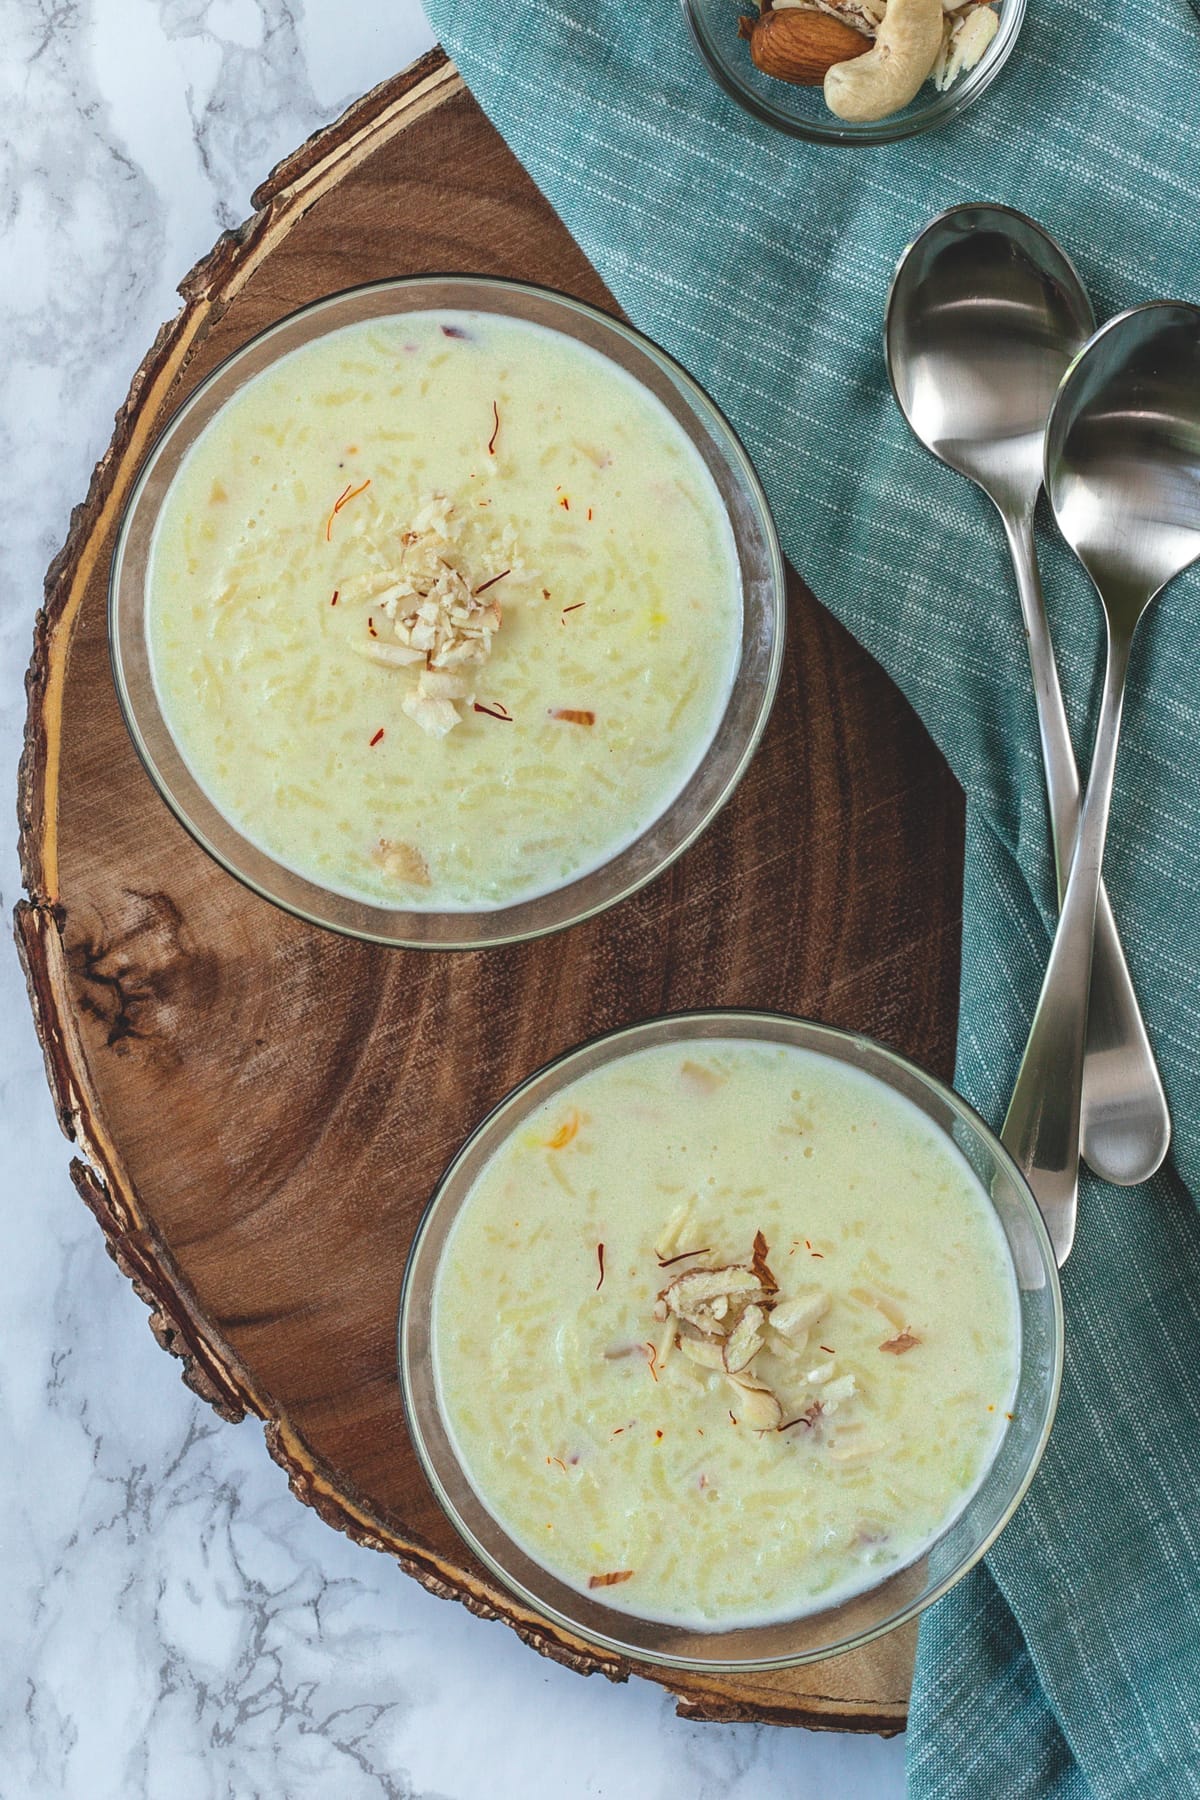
[886,204,1170,1189]
[1004,302,1200,1260]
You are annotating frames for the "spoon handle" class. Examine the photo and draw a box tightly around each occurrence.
[1002,514,1169,1185]
[1001,627,1134,1263]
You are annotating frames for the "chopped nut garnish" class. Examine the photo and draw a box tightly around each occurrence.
[353,638,423,668]
[372,838,430,887]
[637,1228,859,1443]
[418,668,474,701]
[343,493,521,736]
[722,1304,767,1374]
[879,1329,921,1354]
[401,689,460,738]
[588,1570,634,1589]
[750,1229,780,1294]
[770,1290,831,1340]
[726,1373,782,1431]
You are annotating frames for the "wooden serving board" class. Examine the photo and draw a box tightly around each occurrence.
[15,49,965,1732]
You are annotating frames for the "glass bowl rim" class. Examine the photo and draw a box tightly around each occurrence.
[108,273,787,952]
[680,0,1028,146]
[398,1005,1064,1672]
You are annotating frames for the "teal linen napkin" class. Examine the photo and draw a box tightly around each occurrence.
[421,4,1200,1791]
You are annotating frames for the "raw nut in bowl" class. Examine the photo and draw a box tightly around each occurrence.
[739,6,870,83]
[742,0,999,121]
[684,0,1024,143]
[824,0,948,121]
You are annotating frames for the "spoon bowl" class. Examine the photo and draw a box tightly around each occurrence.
[1047,302,1200,623]
[886,203,1094,512]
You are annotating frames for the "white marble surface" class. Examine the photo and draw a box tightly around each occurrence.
[0,3,907,1793]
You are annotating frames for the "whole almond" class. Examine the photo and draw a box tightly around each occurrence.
[738,7,871,85]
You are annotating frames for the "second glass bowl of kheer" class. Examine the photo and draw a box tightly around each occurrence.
[400,1010,1062,1670]
[110,278,785,949]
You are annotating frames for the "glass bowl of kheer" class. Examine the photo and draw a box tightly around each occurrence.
[110,278,784,948]
[400,1010,1062,1670]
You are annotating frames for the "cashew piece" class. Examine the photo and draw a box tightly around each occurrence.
[823,0,944,121]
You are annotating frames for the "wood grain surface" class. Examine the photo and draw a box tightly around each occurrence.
[15,49,965,1731]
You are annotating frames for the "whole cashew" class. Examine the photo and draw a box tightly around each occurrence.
[823,0,944,121]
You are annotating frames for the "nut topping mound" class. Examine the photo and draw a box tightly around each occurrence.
[344,493,521,736]
[651,1232,856,1433]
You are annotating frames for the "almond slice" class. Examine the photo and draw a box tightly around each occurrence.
[726,1374,783,1431]
[401,689,460,738]
[350,638,425,668]
[678,1334,726,1371]
[771,1290,831,1340]
[750,1229,779,1295]
[418,668,474,701]
[722,1304,767,1374]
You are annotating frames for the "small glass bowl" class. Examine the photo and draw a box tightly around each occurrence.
[682,0,1027,145]
[109,277,785,950]
[399,1009,1062,1672]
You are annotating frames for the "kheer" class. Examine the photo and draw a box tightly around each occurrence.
[432,1037,1020,1627]
[146,311,741,910]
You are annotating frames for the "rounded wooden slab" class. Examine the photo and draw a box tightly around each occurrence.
[16,50,964,1731]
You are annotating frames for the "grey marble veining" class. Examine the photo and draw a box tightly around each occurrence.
[0,2,906,1792]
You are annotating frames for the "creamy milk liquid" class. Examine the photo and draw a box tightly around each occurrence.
[433,1039,1020,1628]
[147,311,742,909]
